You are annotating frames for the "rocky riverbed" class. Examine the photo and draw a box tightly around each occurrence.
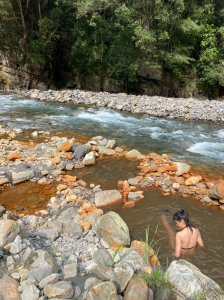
[19,89,224,123]
[0,125,224,299]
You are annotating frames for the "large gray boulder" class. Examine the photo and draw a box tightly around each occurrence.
[73,144,91,159]
[94,190,122,207]
[165,260,223,300]
[44,281,74,298]
[94,212,130,247]
[0,219,20,247]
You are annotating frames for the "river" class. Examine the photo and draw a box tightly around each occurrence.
[0,92,224,284]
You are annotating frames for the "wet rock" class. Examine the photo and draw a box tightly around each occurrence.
[124,278,149,300]
[97,146,115,155]
[86,281,118,300]
[94,190,122,207]
[21,285,40,300]
[44,281,74,298]
[94,211,130,247]
[165,260,223,300]
[83,151,96,165]
[0,275,21,300]
[12,169,34,184]
[0,219,20,247]
[73,144,91,159]
[185,175,202,186]
[125,149,142,159]
[106,139,116,149]
[210,179,224,200]
[173,162,191,176]
[128,191,144,202]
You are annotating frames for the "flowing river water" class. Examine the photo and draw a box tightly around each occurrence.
[0,92,224,285]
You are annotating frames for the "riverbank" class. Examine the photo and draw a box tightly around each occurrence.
[19,89,224,123]
[0,124,224,298]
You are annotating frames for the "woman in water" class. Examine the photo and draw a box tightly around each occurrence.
[161,209,204,257]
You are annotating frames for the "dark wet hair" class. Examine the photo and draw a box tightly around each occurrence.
[173,209,194,231]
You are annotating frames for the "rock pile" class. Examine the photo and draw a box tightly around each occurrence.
[20,89,224,123]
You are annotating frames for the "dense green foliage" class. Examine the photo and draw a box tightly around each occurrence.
[0,0,224,97]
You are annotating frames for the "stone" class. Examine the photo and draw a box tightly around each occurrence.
[62,220,83,237]
[98,146,115,155]
[128,191,144,202]
[65,162,74,170]
[114,264,134,292]
[44,281,74,298]
[93,249,114,267]
[31,131,38,137]
[94,190,122,207]
[125,149,142,159]
[62,262,78,279]
[21,285,39,300]
[0,219,20,247]
[0,177,9,185]
[94,211,130,247]
[106,139,116,149]
[73,144,91,159]
[39,273,60,289]
[28,268,53,283]
[36,228,59,242]
[124,278,149,300]
[128,177,142,186]
[0,275,21,300]
[31,250,58,273]
[185,175,202,186]
[115,248,146,271]
[58,141,73,152]
[12,169,34,184]
[173,162,191,176]
[7,150,22,161]
[86,281,118,300]
[10,235,25,254]
[210,179,224,200]
[165,260,223,300]
[84,277,102,290]
[130,240,154,258]
[0,205,6,216]
[83,151,96,165]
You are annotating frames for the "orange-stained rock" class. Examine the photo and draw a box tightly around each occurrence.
[50,157,61,165]
[131,240,154,257]
[58,141,73,152]
[215,179,224,199]
[7,150,22,161]
[185,175,202,186]
[26,155,36,162]
[56,184,67,191]
[78,209,87,217]
[118,180,124,191]
[64,152,73,160]
[150,254,160,267]
[123,201,135,208]
[63,175,77,182]
[66,195,77,202]
[82,202,95,212]
[80,221,91,231]
[195,188,209,196]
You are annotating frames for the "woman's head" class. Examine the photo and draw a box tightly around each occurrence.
[173,209,193,230]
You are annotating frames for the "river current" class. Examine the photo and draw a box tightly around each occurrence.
[0,92,224,284]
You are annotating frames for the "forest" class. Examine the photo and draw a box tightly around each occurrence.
[0,0,224,97]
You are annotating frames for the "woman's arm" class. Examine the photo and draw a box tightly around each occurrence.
[175,232,182,257]
[160,214,175,250]
[197,230,204,247]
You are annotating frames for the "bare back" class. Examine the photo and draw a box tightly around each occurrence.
[175,226,204,257]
